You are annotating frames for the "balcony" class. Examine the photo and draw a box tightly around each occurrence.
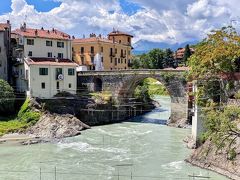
[88,51,95,57]
[80,51,85,56]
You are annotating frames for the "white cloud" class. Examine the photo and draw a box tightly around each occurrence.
[0,0,239,46]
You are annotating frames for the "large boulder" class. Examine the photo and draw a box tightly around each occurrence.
[27,113,90,139]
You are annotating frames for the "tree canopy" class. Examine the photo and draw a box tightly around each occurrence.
[182,44,192,65]
[0,79,15,116]
[188,26,240,80]
[131,48,175,69]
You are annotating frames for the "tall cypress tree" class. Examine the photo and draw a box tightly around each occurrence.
[183,44,192,65]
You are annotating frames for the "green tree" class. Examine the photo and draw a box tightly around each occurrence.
[165,48,175,68]
[183,44,192,65]
[188,26,240,80]
[189,27,240,154]
[0,79,15,116]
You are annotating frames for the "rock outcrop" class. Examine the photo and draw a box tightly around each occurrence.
[27,113,90,139]
[186,139,240,180]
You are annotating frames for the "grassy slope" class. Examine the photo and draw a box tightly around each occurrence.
[0,99,40,137]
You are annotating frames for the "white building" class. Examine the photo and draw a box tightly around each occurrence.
[12,23,77,98]
[0,21,11,81]
[15,57,77,98]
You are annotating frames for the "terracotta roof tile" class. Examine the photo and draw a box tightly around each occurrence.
[12,28,71,40]
[26,57,77,66]
[108,30,133,37]
[73,37,116,44]
[0,23,10,31]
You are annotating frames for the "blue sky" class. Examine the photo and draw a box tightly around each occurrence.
[0,0,142,15]
[0,0,61,13]
[0,0,239,46]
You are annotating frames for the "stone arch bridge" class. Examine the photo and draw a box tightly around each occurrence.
[77,69,189,124]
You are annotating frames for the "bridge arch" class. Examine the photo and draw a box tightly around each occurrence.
[93,77,103,92]
[114,74,188,124]
[77,70,189,124]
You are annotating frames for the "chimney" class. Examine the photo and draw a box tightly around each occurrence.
[41,27,44,30]
[72,36,75,39]
[7,20,10,24]
[35,29,38,36]
[23,22,26,31]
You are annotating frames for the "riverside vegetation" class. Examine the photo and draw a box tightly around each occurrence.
[187,26,240,179]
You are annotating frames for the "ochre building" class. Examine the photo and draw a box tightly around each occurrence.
[72,30,133,70]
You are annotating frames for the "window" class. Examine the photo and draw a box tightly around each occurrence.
[48,52,52,58]
[39,68,48,75]
[118,58,120,63]
[110,57,113,63]
[115,58,117,66]
[28,51,32,57]
[128,37,131,43]
[68,68,75,76]
[56,68,63,79]
[81,57,84,65]
[46,40,52,46]
[69,83,72,88]
[119,40,121,44]
[91,56,94,64]
[81,47,84,54]
[101,57,103,63]
[56,81,59,89]
[115,48,117,54]
[90,46,94,54]
[58,53,63,59]
[125,59,127,64]
[101,47,103,53]
[0,46,1,53]
[27,39,34,45]
[41,82,45,89]
[128,50,131,55]
[121,58,123,64]
[57,42,64,48]
[25,70,29,79]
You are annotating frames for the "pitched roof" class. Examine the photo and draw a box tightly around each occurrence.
[108,30,133,37]
[26,57,78,66]
[73,37,114,44]
[12,28,71,40]
[0,23,10,31]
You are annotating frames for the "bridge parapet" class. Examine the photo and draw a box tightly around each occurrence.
[77,69,187,76]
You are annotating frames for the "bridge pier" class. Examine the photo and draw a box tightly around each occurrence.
[170,97,188,124]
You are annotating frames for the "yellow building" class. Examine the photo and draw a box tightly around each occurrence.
[72,30,133,70]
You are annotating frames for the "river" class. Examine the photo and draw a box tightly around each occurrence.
[0,96,228,180]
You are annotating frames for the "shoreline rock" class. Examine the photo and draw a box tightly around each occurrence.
[26,113,90,139]
[186,139,240,180]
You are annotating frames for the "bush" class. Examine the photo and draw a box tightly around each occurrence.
[17,98,40,125]
[0,79,15,116]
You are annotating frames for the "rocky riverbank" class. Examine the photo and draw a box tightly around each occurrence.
[186,139,240,180]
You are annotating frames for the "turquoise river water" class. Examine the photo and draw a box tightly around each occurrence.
[0,96,228,180]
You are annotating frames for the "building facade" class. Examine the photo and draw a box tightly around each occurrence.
[15,58,77,98]
[72,30,133,71]
[0,21,11,81]
[174,47,195,64]
[12,23,77,98]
